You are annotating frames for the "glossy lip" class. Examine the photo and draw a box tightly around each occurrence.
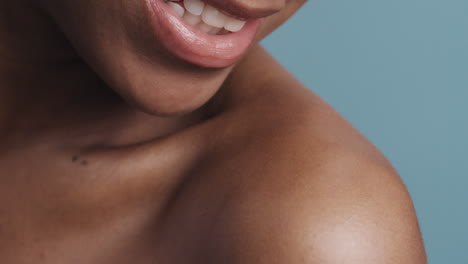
[145,0,261,68]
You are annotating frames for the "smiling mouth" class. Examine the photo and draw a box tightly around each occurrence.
[164,0,248,35]
[145,0,264,68]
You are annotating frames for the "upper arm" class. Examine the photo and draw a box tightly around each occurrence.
[294,158,427,264]
[208,149,427,264]
[204,65,426,263]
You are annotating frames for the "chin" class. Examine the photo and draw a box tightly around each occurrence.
[121,78,224,116]
[108,58,232,116]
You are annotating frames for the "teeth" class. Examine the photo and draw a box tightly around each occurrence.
[166,0,247,34]
[201,5,228,28]
[168,2,185,17]
[184,0,205,16]
[183,12,201,26]
[209,27,222,35]
[224,17,246,33]
[197,22,214,33]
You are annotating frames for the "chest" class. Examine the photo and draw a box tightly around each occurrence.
[0,150,239,264]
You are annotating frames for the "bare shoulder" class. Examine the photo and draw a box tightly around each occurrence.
[204,48,427,263]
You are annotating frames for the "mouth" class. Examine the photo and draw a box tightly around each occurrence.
[145,0,263,68]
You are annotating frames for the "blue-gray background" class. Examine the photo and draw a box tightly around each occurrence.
[263,0,467,263]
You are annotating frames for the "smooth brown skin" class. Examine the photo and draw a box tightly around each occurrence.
[0,0,426,263]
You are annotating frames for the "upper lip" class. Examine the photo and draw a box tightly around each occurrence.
[192,0,284,20]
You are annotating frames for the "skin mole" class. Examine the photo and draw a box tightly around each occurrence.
[71,156,88,166]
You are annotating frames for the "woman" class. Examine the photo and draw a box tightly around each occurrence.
[0,0,426,263]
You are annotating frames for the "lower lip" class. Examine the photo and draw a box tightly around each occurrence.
[144,0,260,68]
